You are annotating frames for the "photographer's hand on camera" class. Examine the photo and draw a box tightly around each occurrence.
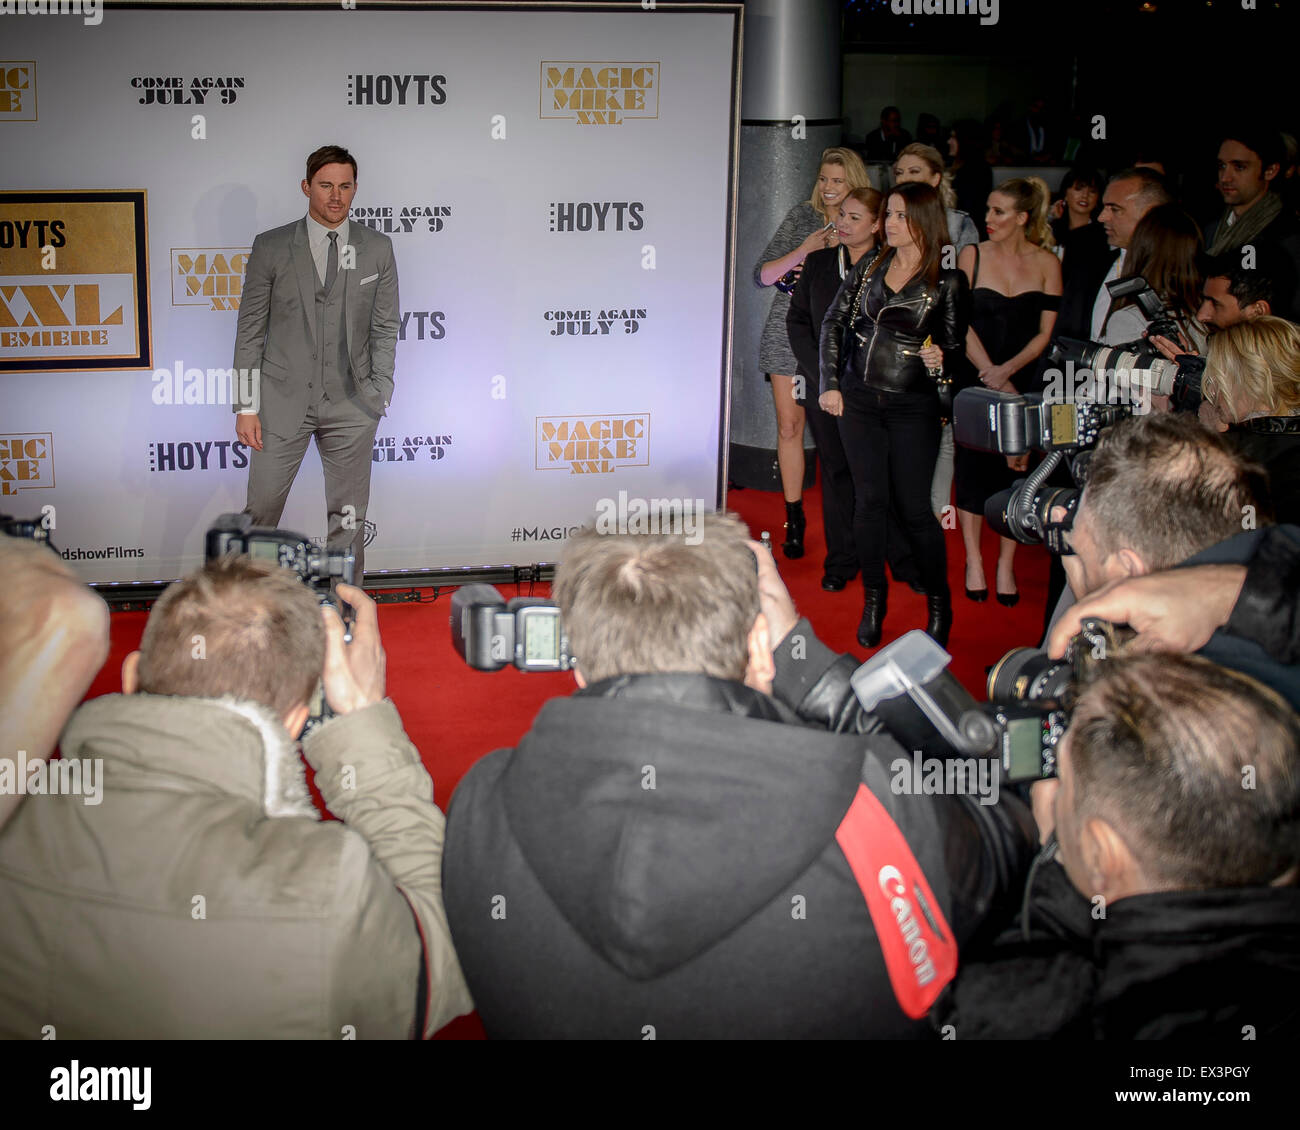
[748,538,798,647]
[320,582,387,714]
[1147,330,1194,365]
[1046,566,1246,659]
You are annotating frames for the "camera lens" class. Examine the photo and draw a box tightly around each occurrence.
[988,648,1072,704]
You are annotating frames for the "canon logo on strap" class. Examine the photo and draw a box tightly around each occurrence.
[877,865,936,987]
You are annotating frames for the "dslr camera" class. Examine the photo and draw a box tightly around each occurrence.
[952,275,1206,551]
[450,584,573,672]
[205,512,356,733]
[852,619,1129,784]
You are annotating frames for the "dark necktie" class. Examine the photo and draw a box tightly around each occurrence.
[325,230,338,291]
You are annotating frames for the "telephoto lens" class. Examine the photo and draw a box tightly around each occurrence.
[987,648,1073,705]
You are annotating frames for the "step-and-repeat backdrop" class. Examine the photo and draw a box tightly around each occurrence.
[0,2,739,581]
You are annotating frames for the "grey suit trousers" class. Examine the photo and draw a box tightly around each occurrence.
[244,397,379,580]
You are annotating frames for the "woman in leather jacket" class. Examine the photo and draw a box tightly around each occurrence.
[819,181,970,649]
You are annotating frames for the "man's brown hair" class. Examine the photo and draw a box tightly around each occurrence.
[552,512,760,684]
[1069,653,1300,888]
[136,555,325,716]
[1081,412,1271,569]
[306,145,357,184]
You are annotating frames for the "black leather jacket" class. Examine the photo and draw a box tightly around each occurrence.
[819,252,969,397]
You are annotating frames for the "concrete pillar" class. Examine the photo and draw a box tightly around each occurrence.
[729,0,842,490]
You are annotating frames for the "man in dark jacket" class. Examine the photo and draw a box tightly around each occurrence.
[442,513,1036,1038]
[935,652,1300,1040]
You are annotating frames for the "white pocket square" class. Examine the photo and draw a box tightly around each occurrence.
[359,272,379,286]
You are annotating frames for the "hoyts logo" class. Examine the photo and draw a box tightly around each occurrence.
[149,439,249,472]
[347,74,446,106]
[0,433,54,496]
[0,62,35,119]
[535,413,649,474]
[549,202,643,233]
[171,249,248,311]
[541,63,659,125]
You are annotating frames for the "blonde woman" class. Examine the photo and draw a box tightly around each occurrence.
[954,177,1062,606]
[1201,316,1300,524]
[755,147,872,557]
[893,143,980,255]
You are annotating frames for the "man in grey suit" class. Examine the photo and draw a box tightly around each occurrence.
[233,144,399,581]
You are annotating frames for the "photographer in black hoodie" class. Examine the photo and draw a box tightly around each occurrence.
[441,513,1035,1039]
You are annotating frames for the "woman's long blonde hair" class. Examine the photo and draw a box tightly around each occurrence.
[1203,316,1300,420]
[993,176,1056,252]
[806,147,873,221]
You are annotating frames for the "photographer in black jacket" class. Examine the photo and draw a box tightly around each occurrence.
[935,650,1300,1040]
[441,513,1035,1039]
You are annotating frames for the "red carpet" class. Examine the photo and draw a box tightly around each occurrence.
[77,480,1053,1039]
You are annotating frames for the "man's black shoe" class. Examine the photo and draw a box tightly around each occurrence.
[821,575,849,592]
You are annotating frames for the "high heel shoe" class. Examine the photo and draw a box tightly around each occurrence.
[858,585,888,649]
[925,589,953,648]
[782,500,806,560]
[995,566,1019,607]
[964,563,988,602]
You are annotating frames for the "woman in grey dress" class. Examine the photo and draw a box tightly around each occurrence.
[755,146,872,557]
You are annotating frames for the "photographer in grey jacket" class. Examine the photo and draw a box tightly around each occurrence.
[0,555,471,1038]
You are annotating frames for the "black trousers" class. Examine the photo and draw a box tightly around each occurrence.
[802,387,858,580]
[838,383,948,593]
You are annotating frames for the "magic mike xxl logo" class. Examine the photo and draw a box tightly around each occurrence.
[0,61,35,120]
[347,74,446,107]
[0,281,122,348]
[536,413,649,475]
[541,63,659,125]
[130,76,245,106]
[549,201,643,233]
[0,432,54,496]
[171,249,248,311]
[352,205,451,235]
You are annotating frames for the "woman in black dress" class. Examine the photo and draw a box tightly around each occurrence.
[819,182,969,649]
[954,177,1062,606]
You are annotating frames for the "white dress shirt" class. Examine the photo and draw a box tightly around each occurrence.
[1091,249,1125,340]
[305,213,350,286]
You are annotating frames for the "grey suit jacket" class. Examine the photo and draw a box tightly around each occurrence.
[232,217,400,434]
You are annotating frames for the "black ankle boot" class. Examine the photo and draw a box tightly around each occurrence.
[858,585,888,649]
[782,500,806,559]
[925,589,953,649]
